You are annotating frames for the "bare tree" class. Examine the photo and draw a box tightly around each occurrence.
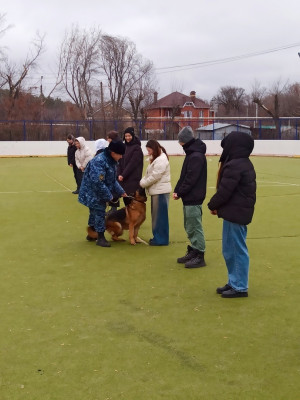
[58,25,102,119]
[128,63,156,127]
[252,79,289,132]
[212,85,246,116]
[0,13,13,88]
[0,32,45,118]
[100,35,153,120]
[278,82,300,117]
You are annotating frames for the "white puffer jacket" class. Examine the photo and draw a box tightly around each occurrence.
[75,137,93,170]
[140,152,172,195]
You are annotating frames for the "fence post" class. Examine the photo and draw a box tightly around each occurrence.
[259,120,262,139]
[89,120,93,140]
[50,121,53,140]
[139,120,142,140]
[163,121,166,139]
[212,120,215,140]
[23,120,27,141]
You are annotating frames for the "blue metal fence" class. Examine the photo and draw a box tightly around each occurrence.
[0,118,299,140]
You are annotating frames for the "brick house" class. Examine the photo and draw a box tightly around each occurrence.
[145,91,214,136]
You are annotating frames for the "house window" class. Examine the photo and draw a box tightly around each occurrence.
[183,102,194,107]
[184,110,192,118]
[199,110,204,127]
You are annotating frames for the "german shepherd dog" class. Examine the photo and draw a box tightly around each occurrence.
[87,187,147,245]
[106,187,147,245]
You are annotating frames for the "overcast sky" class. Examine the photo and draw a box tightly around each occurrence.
[2,0,300,102]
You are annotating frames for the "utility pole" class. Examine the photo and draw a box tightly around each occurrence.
[100,81,107,136]
[40,76,44,122]
[40,76,43,97]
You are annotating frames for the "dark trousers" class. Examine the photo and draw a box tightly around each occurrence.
[72,165,81,190]
[76,169,84,190]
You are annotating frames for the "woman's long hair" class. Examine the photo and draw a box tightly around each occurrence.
[216,162,225,189]
[146,139,169,163]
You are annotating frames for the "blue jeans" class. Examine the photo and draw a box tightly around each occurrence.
[183,205,205,252]
[151,194,170,245]
[222,220,249,292]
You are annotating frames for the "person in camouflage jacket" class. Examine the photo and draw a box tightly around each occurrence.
[78,141,126,247]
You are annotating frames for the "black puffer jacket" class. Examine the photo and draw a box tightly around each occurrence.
[117,136,144,195]
[67,143,76,165]
[174,138,207,205]
[207,132,256,225]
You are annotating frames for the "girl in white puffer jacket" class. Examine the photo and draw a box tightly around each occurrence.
[74,137,93,192]
[140,140,171,246]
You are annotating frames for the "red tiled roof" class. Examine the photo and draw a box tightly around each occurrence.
[147,91,210,109]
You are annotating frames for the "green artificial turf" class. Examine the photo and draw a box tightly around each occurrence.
[0,155,299,399]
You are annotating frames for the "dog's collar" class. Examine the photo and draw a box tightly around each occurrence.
[126,196,145,204]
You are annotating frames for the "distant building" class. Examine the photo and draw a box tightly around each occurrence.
[145,91,214,136]
[196,123,251,140]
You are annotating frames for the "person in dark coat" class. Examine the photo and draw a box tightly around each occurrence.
[208,131,256,298]
[78,140,126,247]
[117,127,144,206]
[66,134,80,194]
[173,126,207,268]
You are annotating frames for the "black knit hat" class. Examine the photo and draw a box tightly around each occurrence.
[108,140,126,155]
[124,127,135,136]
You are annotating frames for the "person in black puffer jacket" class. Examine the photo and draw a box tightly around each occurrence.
[117,127,144,206]
[208,131,256,298]
[173,126,207,269]
[66,134,80,194]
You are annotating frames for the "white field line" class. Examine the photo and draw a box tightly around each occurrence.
[43,170,72,191]
[256,180,300,187]
[0,171,72,194]
[207,179,300,190]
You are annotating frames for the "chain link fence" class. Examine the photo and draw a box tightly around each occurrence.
[0,118,299,140]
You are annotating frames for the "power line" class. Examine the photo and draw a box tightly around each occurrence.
[155,42,300,74]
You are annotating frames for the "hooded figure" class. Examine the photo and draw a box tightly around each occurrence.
[207,131,256,298]
[117,126,144,198]
[95,139,108,155]
[74,137,93,192]
[75,137,93,170]
[208,131,256,225]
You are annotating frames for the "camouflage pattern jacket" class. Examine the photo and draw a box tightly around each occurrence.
[78,148,125,209]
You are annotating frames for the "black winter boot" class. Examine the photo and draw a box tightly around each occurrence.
[216,284,231,294]
[185,251,206,268]
[96,232,111,247]
[177,245,198,264]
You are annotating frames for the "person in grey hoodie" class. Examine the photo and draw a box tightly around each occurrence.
[173,126,207,268]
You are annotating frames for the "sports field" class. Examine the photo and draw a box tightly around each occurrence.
[0,155,299,400]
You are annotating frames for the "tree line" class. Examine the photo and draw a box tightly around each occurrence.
[1,13,300,129]
[0,14,155,123]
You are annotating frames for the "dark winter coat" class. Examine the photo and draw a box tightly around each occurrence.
[174,138,207,205]
[117,136,144,195]
[207,132,256,225]
[78,148,125,209]
[67,143,76,165]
